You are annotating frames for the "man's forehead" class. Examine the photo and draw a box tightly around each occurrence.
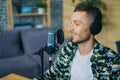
[71,11,92,22]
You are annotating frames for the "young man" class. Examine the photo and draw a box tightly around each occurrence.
[33,3,120,80]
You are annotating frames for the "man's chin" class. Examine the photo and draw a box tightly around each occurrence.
[71,37,78,43]
[71,38,83,44]
[71,38,77,43]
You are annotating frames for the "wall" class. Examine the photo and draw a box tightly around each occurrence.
[0,0,63,31]
[50,0,63,31]
[1,0,120,52]
[0,0,7,30]
[9,0,43,29]
[63,0,120,52]
[97,0,120,52]
[0,0,46,30]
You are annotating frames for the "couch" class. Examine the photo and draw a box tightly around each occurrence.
[0,27,70,78]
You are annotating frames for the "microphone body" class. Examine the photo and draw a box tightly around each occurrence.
[46,30,56,65]
[47,30,56,48]
[46,30,56,55]
[45,29,64,55]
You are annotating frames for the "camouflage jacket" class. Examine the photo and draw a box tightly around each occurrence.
[34,40,120,80]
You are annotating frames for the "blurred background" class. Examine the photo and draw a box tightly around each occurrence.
[0,0,120,52]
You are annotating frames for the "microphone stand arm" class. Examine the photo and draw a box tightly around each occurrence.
[40,48,44,80]
[34,47,44,80]
[34,44,59,80]
[47,44,59,66]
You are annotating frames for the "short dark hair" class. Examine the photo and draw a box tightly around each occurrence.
[74,3,101,20]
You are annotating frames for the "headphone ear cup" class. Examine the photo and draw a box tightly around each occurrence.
[89,21,102,35]
[89,7,102,35]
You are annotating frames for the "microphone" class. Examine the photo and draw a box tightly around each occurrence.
[47,30,56,48]
[46,30,56,56]
[33,29,64,70]
[33,30,56,56]
[46,29,64,66]
[45,29,64,55]
[46,30,56,63]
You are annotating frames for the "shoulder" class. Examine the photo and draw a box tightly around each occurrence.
[57,41,77,59]
[94,40,120,62]
[62,41,77,53]
[101,43,119,58]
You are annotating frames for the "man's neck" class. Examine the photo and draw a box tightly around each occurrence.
[78,38,94,56]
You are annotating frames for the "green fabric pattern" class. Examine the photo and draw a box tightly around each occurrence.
[33,40,120,80]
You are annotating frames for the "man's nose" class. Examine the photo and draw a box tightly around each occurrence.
[69,24,74,31]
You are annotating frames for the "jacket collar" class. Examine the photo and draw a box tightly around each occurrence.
[70,39,102,79]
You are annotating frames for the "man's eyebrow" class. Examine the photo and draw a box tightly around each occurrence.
[70,18,82,23]
[73,20,82,23]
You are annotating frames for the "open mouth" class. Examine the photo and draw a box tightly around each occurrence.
[71,32,77,39]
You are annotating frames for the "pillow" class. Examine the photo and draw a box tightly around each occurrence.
[0,30,23,59]
[21,28,49,54]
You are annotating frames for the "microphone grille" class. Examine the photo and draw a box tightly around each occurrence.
[57,29,64,44]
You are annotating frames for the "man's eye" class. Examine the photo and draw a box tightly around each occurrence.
[75,23,80,26]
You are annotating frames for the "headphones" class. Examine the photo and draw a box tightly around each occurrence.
[89,7,102,35]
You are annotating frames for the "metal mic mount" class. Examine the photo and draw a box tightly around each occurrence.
[34,44,59,80]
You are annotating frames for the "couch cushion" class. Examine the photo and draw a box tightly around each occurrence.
[0,55,40,78]
[0,30,23,59]
[21,28,49,54]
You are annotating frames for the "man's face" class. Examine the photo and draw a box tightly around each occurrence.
[69,11,92,44]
